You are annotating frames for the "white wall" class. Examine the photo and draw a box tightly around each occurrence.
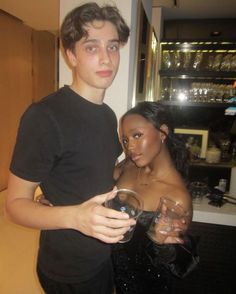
[141,0,153,24]
[152,7,163,41]
[59,0,153,120]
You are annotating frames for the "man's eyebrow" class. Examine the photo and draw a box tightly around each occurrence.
[82,39,98,44]
[108,39,120,43]
[82,38,120,44]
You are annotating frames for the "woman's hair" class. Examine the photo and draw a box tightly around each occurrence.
[60,2,130,52]
[121,101,189,179]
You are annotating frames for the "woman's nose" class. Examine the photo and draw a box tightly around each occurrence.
[127,140,135,151]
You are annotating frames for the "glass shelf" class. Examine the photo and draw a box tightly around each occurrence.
[159,70,236,79]
[160,101,236,108]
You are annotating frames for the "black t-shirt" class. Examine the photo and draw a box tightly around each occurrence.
[10,86,122,283]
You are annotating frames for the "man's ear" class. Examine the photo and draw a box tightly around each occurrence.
[66,49,77,67]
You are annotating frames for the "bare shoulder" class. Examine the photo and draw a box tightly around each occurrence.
[113,158,135,181]
[166,184,192,218]
[151,173,192,215]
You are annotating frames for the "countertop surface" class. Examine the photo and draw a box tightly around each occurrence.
[193,195,236,226]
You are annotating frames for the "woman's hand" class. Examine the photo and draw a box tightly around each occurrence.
[35,194,53,206]
[150,201,190,245]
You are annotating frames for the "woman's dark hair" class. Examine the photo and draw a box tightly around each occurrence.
[60,2,130,52]
[121,101,189,179]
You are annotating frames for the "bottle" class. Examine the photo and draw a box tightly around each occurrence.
[218,179,227,193]
[206,146,221,163]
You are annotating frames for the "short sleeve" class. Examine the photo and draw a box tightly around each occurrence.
[10,103,62,182]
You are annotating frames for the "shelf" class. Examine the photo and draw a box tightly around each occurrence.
[189,160,235,169]
[161,42,236,51]
[160,100,236,108]
[159,70,236,79]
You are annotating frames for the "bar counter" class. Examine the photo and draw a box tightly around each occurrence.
[192,196,236,226]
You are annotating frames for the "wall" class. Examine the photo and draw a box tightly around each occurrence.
[32,31,58,102]
[151,7,163,101]
[59,0,153,120]
[0,12,32,191]
[0,11,57,190]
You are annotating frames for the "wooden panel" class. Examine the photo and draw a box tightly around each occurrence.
[32,31,57,102]
[0,12,32,190]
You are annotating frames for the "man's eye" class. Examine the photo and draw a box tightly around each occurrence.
[108,44,119,52]
[85,46,97,53]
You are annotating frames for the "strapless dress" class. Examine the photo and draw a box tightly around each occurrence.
[112,211,175,294]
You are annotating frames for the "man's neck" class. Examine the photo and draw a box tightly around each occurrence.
[70,83,105,105]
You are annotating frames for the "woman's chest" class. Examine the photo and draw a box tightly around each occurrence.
[116,171,161,211]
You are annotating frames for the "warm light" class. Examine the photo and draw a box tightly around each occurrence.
[177,91,187,101]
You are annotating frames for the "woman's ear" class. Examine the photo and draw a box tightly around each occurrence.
[160,124,169,143]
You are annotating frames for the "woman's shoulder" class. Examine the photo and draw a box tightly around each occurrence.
[150,174,191,212]
[113,158,136,180]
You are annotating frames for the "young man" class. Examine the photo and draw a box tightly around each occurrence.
[6,3,133,293]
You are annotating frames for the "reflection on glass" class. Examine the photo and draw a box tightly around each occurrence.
[162,51,171,69]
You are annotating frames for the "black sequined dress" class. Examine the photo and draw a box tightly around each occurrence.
[112,211,174,294]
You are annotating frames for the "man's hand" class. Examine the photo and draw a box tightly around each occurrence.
[71,188,136,243]
[36,188,136,244]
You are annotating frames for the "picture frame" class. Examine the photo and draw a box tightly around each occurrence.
[132,0,152,105]
[174,128,209,158]
[145,27,159,101]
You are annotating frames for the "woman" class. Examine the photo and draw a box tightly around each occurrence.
[112,101,194,293]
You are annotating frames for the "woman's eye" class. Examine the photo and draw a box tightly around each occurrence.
[122,138,128,146]
[134,133,142,139]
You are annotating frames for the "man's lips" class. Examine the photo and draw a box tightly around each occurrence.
[96,70,113,77]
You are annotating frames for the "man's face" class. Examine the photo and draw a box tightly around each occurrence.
[67,20,121,95]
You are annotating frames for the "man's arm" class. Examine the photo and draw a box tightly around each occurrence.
[5,172,135,243]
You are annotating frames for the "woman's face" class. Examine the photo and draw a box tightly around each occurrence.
[121,114,165,167]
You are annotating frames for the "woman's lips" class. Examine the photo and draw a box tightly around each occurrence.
[96,70,113,77]
[130,153,142,162]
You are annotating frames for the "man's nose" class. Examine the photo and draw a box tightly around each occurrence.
[99,48,110,65]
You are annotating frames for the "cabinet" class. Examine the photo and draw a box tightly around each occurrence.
[158,41,236,189]
[159,41,236,103]
[173,222,236,294]
[163,19,236,40]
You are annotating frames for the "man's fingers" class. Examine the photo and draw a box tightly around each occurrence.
[94,233,124,244]
[92,187,118,205]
